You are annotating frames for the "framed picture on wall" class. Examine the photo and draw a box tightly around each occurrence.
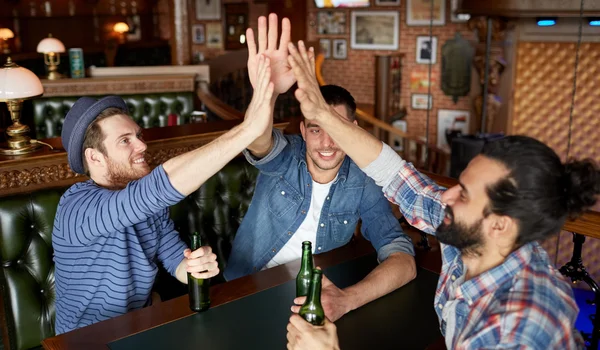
[319,38,331,59]
[332,39,347,59]
[406,0,445,26]
[437,109,470,152]
[192,24,205,44]
[317,11,347,35]
[375,0,401,5]
[206,22,223,49]
[416,36,437,64]
[196,0,221,20]
[411,93,433,110]
[351,11,399,50]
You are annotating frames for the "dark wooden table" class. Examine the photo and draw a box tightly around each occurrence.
[42,238,444,350]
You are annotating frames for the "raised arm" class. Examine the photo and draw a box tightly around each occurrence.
[245,14,294,157]
[286,41,382,168]
[287,41,445,234]
[163,54,274,195]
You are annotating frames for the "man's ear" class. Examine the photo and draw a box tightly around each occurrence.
[487,214,515,243]
[300,120,306,141]
[353,119,358,126]
[84,148,106,169]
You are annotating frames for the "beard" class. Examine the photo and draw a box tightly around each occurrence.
[436,206,485,256]
[105,156,150,190]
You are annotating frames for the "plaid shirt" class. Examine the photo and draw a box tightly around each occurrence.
[382,160,584,349]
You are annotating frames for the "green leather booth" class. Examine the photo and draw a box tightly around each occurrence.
[32,92,195,139]
[0,157,258,350]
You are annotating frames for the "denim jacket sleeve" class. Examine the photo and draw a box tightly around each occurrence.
[242,128,292,176]
[361,143,446,235]
[359,179,415,263]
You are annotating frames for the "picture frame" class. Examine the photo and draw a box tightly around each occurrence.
[388,119,407,151]
[319,38,331,59]
[375,0,401,5]
[192,24,205,44]
[206,22,223,49]
[196,0,221,20]
[437,109,470,152]
[332,39,347,59]
[317,11,347,35]
[406,0,445,26]
[351,11,399,50]
[450,0,470,23]
[411,93,433,110]
[416,36,437,64]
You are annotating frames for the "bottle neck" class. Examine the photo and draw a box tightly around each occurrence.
[190,234,201,251]
[300,248,313,270]
[306,273,322,305]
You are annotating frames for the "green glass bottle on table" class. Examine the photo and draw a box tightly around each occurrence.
[296,241,314,297]
[299,269,325,326]
[188,231,211,312]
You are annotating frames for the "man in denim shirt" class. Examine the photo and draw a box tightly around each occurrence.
[225,15,416,322]
[226,83,416,321]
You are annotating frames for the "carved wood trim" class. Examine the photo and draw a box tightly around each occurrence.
[0,122,289,197]
[41,74,196,97]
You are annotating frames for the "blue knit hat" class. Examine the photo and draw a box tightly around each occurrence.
[61,96,128,174]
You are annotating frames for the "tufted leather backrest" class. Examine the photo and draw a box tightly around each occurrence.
[0,157,257,349]
[169,158,258,281]
[32,93,195,139]
[0,190,60,350]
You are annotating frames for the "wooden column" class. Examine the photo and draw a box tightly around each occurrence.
[170,0,192,65]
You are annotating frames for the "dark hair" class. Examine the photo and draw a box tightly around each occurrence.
[81,107,128,175]
[481,135,600,246]
[318,84,356,121]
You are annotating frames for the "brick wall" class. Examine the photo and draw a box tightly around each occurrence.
[306,0,477,142]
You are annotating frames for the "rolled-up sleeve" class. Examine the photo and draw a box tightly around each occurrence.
[242,129,289,174]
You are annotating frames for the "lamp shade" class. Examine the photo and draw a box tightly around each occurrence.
[0,58,44,100]
[37,35,66,53]
[0,28,14,40]
[113,22,130,34]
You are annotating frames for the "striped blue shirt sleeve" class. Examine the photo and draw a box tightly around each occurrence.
[58,165,185,246]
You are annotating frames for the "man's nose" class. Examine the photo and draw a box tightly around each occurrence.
[134,138,147,153]
[441,185,460,206]
[322,132,335,148]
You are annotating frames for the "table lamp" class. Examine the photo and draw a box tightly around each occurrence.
[0,28,14,55]
[36,34,66,80]
[113,22,130,44]
[0,57,44,155]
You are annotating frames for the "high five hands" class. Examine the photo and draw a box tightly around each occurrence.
[247,14,295,95]
[286,40,334,123]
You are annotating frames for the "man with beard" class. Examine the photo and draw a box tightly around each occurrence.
[52,52,275,334]
[285,41,599,349]
[224,14,416,323]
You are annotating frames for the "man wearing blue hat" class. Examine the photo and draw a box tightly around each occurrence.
[52,52,275,334]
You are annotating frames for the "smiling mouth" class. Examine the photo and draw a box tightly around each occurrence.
[318,150,337,158]
[132,156,146,165]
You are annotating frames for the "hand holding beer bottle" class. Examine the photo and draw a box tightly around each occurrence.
[188,232,211,312]
[299,269,325,326]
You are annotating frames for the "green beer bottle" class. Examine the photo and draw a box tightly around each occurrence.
[296,241,314,297]
[188,232,211,312]
[299,269,325,326]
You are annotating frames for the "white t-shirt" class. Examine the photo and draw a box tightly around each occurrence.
[264,177,335,269]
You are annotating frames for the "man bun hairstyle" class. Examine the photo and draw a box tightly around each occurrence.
[481,135,599,246]
[563,160,600,218]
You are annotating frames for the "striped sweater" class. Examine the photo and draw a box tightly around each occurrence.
[52,165,188,334]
